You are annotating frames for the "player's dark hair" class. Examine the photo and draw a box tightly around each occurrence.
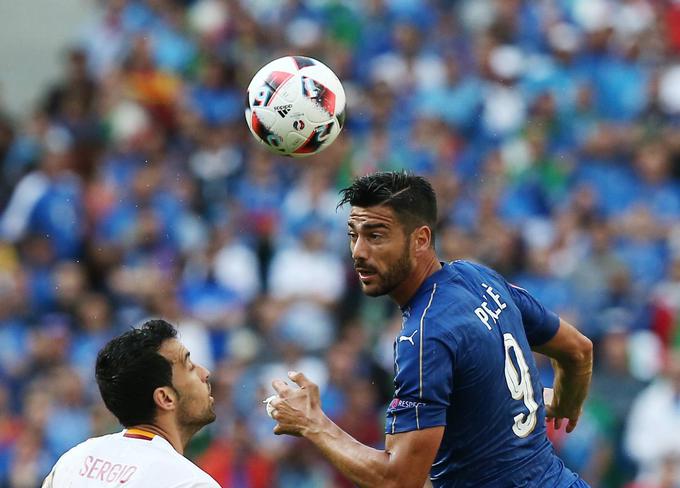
[95,319,177,427]
[338,171,438,245]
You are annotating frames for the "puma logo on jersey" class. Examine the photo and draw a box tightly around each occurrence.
[398,330,418,346]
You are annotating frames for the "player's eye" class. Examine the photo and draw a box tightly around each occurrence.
[370,233,383,241]
[347,231,357,240]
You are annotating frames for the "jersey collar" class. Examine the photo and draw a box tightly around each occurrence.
[121,428,177,453]
[123,428,156,441]
[401,261,456,311]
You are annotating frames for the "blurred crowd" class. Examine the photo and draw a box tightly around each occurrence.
[1,0,680,486]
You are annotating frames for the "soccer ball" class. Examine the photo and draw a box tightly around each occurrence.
[245,56,346,158]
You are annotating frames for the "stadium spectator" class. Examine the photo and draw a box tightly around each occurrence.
[624,350,680,487]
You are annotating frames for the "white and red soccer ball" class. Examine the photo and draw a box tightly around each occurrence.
[245,56,346,157]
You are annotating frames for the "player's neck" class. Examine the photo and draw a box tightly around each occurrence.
[390,254,442,307]
[129,423,189,455]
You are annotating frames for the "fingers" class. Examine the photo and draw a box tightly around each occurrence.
[270,400,303,437]
[288,371,319,405]
[272,379,290,397]
[269,396,283,409]
[543,393,580,433]
[566,418,578,433]
[268,397,295,421]
[545,415,577,432]
[267,371,318,439]
[544,404,555,420]
[269,396,288,419]
[272,371,317,395]
[288,371,314,389]
[544,406,562,430]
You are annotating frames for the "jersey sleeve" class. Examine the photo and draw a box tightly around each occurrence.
[506,283,560,347]
[385,321,454,435]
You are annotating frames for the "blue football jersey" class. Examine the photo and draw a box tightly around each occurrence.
[386,260,584,487]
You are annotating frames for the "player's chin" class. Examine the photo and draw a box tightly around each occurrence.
[204,408,217,425]
[360,280,387,297]
[361,286,383,297]
[202,398,217,424]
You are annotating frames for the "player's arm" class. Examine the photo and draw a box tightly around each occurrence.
[270,372,443,488]
[532,317,593,433]
[503,280,592,433]
[309,419,442,488]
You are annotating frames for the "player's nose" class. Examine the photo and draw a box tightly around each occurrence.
[351,235,369,260]
[197,364,210,382]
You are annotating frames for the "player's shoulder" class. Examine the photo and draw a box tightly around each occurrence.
[448,259,505,284]
[168,462,220,487]
[149,439,220,487]
[406,261,507,335]
[419,261,496,315]
[441,261,511,305]
[49,432,120,477]
[166,449,218,481]
[57,432,119,460]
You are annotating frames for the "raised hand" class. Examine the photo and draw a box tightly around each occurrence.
[269,371,324,437]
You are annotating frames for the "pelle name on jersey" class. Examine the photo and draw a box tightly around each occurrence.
[474,283,508,330]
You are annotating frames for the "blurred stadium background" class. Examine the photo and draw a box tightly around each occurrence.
[1,0,680,486]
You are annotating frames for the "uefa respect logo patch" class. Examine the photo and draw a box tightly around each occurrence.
[389,398,427,410]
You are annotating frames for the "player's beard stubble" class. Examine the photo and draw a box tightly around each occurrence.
[356,237,412,297]
[176,391,216,429]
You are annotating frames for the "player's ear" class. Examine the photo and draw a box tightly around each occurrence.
[413,225,432,253]
[153,386,178,412]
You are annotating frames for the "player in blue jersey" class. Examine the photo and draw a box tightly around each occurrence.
[268,171,593,487]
